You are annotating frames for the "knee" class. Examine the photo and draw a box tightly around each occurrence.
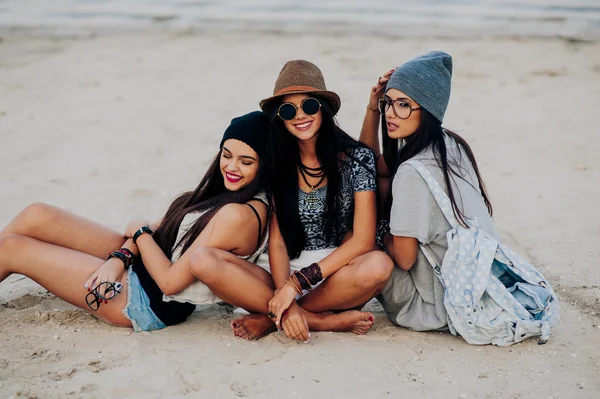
[355,252,394,288]
[188,247,221,284]
[14,203,56,233]
[0,234,27,264]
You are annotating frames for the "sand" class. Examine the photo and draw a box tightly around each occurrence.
[0,30,599,398]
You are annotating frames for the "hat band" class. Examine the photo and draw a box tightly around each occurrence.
[273,85,323,96]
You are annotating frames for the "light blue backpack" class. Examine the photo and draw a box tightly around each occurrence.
[405,160,560,346]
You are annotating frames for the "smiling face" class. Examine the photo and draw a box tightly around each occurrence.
[384,88,422,140]
[220,139,259,191]
[280,93,323,143]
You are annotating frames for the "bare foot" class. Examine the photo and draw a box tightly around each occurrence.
[231,314,277,340]
[311,310,374,335]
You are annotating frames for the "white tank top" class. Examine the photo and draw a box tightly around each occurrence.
[163,192,269,305]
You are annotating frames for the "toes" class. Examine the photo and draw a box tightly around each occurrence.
[235,326,250,339]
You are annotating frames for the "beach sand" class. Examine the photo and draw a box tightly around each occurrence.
[1,31,599,398]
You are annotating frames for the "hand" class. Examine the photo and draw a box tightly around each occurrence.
[368,68,396,112]
[125,219,150,238]
[281,302,310,342]
[268,283,298,328]
[84,258,124,298]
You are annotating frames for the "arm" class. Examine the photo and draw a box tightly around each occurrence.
[84,235,143,293]
[268,189,377,327]
[267,211,291,289]
[358,68,395,178]
[134,204,262,296]
[313,190,377,277]
[383,233,418,271]
[386,164,440,272]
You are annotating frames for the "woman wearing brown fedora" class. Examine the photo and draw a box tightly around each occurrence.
[204,60,393,341]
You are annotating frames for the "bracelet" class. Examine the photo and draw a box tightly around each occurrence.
[119,247,135,260]
[294,271,313,291]
[132,226,153,246]
[298,263,323,286]
[108,251,129,270]
[107,248,136,270]
[285,274,304,296]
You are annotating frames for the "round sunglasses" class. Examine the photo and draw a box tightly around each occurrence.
[277,97,321,121]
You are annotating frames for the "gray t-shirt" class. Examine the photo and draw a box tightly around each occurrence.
[378,133,499,331]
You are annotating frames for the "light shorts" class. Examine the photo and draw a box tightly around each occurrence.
[122,268,167,332]
[256,247,336,296]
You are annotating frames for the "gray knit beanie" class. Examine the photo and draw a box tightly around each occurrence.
[386,51,453,123]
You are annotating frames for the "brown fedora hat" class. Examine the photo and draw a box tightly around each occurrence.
[260,60,341,115]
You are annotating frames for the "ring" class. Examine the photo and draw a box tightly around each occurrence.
[268,311,277,319]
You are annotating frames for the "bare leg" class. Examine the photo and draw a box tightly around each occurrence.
[0,234,131,327]
[188,248,278,340]
[299,250,393,313]
[0,203,126,259]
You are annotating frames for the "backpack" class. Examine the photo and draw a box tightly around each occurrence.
[405,160,560,346]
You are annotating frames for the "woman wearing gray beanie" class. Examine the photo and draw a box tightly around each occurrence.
[359,51,500,331]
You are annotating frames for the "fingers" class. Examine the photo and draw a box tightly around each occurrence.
[282,313,310,342]
[84,273,98,291]
[268,300,285,328]
[299,318,310,342]
[284,317,301,341]
[376,69,395,88]
[274,304,284,328]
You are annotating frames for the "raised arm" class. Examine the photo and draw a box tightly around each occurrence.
[359,68,395,178]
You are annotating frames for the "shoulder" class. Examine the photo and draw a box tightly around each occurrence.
[393,162,431,193]
[342,146,376,177]
[347,146,375,165]
[213,203,256,227]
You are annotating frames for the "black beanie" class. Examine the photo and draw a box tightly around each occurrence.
[219,111,270,158]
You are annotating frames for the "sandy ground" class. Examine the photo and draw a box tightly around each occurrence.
[0,31,599,398]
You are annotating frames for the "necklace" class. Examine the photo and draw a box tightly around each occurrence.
[299,164,325,210]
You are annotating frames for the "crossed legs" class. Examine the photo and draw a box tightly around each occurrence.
[187,248,393,340]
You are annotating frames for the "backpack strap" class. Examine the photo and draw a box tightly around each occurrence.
[404,160,459,228]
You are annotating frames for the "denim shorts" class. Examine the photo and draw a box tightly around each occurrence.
[122,269,167,332]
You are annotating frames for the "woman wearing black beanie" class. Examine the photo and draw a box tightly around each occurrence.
[0,111,273,332]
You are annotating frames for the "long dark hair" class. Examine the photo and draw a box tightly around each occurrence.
[265,96,370,259]
[382,108,492,227]
[152,148,268,259]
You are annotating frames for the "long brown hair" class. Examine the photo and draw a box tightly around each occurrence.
[382,108,492,227]
[152,149,268,259]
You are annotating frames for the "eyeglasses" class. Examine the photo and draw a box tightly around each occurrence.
[277,97,321,121]
[86,281,123,311]
[378,98,421,119]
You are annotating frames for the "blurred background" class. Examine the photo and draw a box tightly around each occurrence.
[2,0,600,40]
[1,2,600,398]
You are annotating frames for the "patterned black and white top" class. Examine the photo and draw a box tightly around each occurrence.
[299,146,376,251]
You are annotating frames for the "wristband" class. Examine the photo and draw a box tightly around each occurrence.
[108,251,129,269]
[298,263,323,286]
[108,248,135,270]
[132,226,153,246]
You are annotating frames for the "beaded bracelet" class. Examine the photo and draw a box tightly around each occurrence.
[107,248,136,270]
